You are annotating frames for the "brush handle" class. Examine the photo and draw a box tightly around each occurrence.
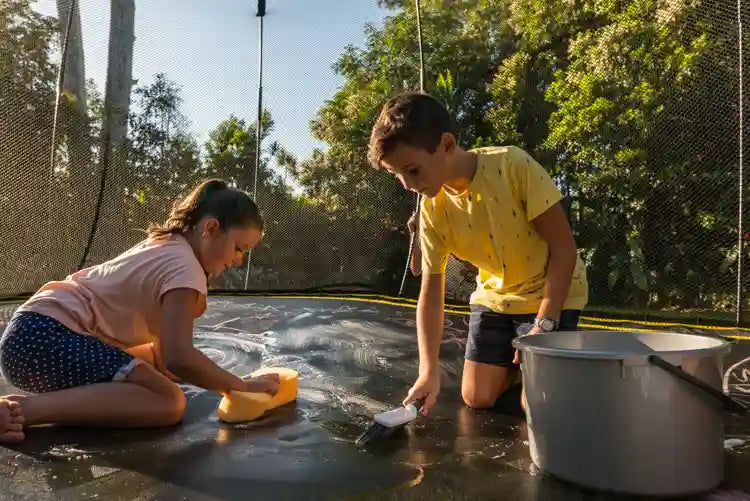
[648,355,747,414]
[374,404,418,427]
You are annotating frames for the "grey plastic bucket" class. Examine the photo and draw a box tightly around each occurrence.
[512,330,733,497]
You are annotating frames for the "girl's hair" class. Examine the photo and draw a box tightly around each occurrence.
[148,179,263,239]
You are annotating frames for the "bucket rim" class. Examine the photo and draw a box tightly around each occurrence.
[511,329,732,360]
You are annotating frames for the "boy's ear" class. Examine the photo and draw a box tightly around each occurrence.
[440,132,457,154]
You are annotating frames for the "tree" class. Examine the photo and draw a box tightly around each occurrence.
[203,112,276,193]
[124,73,202,238]
[538,0,742,310]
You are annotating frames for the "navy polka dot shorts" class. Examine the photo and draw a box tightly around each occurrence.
[0,312,141,393]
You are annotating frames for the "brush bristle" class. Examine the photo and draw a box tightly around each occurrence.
[355,421,388,445]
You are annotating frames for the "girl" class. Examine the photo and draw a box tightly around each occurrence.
[0,179,279,443]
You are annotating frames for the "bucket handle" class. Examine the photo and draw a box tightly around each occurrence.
[647,355,747,414]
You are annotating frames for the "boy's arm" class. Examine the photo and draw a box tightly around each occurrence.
[403,271,445,414]
[530,202,578,327]
[407,211,422,276]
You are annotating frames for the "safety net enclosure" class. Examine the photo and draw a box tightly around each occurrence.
[1,0,748,328]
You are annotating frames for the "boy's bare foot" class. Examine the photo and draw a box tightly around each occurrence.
[0,396,25,444]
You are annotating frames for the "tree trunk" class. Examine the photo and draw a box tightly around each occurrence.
[56,0,86,114]
[86,0,135,265]
[103,0,134,153]
[55,0,90,271]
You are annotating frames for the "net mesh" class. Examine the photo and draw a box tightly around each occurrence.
[0,0,747,326]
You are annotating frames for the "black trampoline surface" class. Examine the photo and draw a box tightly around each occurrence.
[1,296,750,501]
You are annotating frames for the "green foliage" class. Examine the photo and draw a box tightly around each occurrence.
[123,73,202,234]
[537,0,740,309]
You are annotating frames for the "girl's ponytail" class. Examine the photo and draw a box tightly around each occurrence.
[148,179,262,238]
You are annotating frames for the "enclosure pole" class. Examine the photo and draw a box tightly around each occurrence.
[736,0,745,326]
[398,0,426,297]
[416,0,425,92]
[49,0,77,268]
[245,0,265,289]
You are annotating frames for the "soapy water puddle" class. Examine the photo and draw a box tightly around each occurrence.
[43,446,93,461]
[725,438,750,451]
[181,301,465,425]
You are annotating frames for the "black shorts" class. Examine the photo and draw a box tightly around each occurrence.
[465,305,581,366]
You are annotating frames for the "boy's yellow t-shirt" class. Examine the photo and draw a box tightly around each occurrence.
[419,145,588,314]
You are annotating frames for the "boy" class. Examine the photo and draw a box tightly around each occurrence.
[367,92,588,415]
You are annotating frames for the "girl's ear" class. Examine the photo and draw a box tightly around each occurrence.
[198,217,221,238]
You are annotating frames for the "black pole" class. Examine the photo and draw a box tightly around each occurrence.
[737,0,745,326]
[245,0,265,289]
[415,0,425,93]
[398,0,426,297]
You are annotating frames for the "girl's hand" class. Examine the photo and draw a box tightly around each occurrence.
[243,373,280,395]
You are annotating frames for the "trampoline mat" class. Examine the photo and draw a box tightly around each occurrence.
[1,296,749,500]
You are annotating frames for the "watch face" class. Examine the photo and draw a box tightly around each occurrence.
[538,318,555,331]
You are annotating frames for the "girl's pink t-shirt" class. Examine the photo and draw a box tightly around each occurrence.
[17,234,208,349]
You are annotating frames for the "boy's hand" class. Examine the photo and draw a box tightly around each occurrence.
[403,370,440,416]
[513,323,542,364]
[243,373,280,395]
[407,211,419,233]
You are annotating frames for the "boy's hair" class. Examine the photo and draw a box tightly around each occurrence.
[148,179,263,238]
[367,91,455,169]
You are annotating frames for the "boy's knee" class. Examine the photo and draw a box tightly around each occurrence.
[462,387,498,409]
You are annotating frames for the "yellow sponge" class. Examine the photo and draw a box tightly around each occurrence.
[217,367,299,423]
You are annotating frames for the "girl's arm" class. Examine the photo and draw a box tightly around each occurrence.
[124,342,180,381]
[158,288,278,395]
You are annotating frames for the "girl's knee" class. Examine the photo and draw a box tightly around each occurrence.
[127,362,186,425]
[148,382,186,426]
[161,384,186,426]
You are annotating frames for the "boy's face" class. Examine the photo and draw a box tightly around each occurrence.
[379,133,455,198]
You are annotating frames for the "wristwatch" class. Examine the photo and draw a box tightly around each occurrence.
[534,316,558,332]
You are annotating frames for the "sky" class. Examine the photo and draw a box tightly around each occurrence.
[32,0,390,161]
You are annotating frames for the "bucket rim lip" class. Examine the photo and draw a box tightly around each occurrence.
[511,329,733,360]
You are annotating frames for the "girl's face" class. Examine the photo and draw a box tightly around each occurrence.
[193,218,263,276]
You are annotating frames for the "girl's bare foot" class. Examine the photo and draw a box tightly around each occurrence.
[0,396,25,444]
